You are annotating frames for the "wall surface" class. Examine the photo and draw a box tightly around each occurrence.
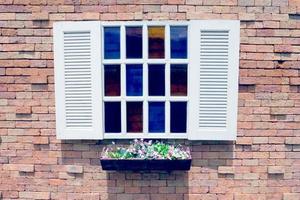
[1,0,300,199]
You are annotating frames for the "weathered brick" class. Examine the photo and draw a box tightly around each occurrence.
[238,0,254,6]
[285,137,300,144]
[255,0,271,6]
[0,13,16,20]
[65,165,83,174]
[33,136,49,144]
[16,106,31,114]
[31,12,49,20]
[275,45,293,53]
[3,164,34,172]
[218,166,234,174]
[268,166,285,174]
[19,192,50,199]
[272,0,288,6]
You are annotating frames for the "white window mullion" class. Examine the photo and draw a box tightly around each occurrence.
[143,24,149,136]
[143,24,148,61]
[120,24,126,135]
[143,99,148,134]
[120,63,126,135]
[165,25,171,136]
[121,100,126,135]
[165,101,170,135]
[143,62,148,134]
[165,62,170,135]
[165,25,170,61]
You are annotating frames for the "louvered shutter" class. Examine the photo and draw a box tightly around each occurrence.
[53,22,102,139]
[188,20,240,140]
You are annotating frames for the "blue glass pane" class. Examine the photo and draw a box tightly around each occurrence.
[171,102,187,133]
[148,64,165,96]
[126,27,143,58]
[104,65,120,96]
[104,27,120,59]
[105,102,121,133]
[127,102,143,132]
[171,64,187,96]
[149,102,165,133]
[170,26,187,59]
[126,64,143,96]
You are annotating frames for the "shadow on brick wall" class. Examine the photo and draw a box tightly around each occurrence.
[58,140,235,199]
[105,171,188,200]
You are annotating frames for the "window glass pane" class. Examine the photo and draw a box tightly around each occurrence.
[170,26,187,59]
[105,102,121,133]
[104,65,120,96]
[127,102,143,132]
[171,64,187,96]
[126,64,143,96]
[148,64,165,96]
[126,27,143,58]
[148,26,165,59]
[104,27,120,59]
[149,102,165,133]
[171,102,187,133]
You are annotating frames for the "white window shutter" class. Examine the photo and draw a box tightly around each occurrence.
[53,22,102,140]
[188,20,240,140]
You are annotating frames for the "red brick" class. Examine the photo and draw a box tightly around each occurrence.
[31,12,49,20]
[3,164,34,172]
[0,13,16,20]
[19,192,50,199]
[218,166,234,174]
[33,136,49,144]
[283,193,300,200]
[268,166,285,174]
[16,106,31,114]
[275,45,293,53]
[65,165,83,174]
[285,137,300,144]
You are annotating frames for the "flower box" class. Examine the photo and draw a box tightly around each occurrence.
[100,158,191,171]
[100,139,191,171]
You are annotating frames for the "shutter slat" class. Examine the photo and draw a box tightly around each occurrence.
[63,30,94,132]
[198,30,229,129]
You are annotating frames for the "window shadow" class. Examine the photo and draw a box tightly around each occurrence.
[58,139,235,199]
[105,170,188,200]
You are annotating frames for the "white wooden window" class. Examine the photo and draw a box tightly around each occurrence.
[54,20,239,140]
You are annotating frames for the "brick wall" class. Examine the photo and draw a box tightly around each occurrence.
[0,0,300,199]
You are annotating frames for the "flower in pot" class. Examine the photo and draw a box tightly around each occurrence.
[100,139,191,171]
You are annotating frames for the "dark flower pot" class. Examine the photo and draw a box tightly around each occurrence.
[100,159,192,171]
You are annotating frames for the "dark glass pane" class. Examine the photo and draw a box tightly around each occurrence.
[127,102,143,132]
[170,26,187,59]
[171,102,187,133]
[148,64,165,96]
[171,64,187,96]
[104,27,120,59]
[105,102,121,133]
[148,26,165,59]
[104,65,120,96]
[126,27,143,58]
[126,64,143,96]
[149,102,165,133]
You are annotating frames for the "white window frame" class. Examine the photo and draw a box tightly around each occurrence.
[53,20,239,140]
[101,21,190,139]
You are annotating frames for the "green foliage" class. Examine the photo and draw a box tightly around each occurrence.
[153,143,169,158]
[101,139,191,160]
